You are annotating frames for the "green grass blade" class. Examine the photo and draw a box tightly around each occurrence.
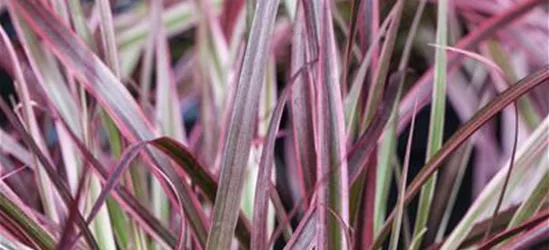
[375,0,427,235]
[0,192,56,250]
[507,171,549,228]
[411,0,449,248]
[441,116,549,250]
[372,66,549,249]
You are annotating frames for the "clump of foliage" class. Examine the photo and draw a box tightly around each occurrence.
[0,0,547,249]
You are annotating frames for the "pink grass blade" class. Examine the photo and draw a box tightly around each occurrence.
[371,65,549,249]
[0,129,33,166]
[289,3,316,208]
[484,105,519,238]
[359,0,404,130]
[344,8,394,137]
[250,86,288,250]
[85,141,188,250]
[251,63,311,249]
[0,191,56,250]
[283,205,317,250]
[0,26,48,186]
[219,0,245,39]
[347,72,402,181]
[352,151,377,249]
[57,158,92,250]
[149,137,253,247]
[7,0,210,246]
[152,0,186,234]
[8,4,81,221]
[357,0,380,61]
[205,0,281,249]
[55,119,178,249]
[478,208,549,249]
[348,1,403,227]
[499,218,549,249]
[427,43,504,75]
[397,0,546,134]
[341,0,362,93]
[0,100,99,249]
[300,0,321,58]
[96,0,120,76]
[315,1,349,249]
[85,142,145,225]
[153,3,186,145]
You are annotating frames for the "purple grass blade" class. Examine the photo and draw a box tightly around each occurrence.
[347,71,403,181]
[149,137,252,247]
[251,66,308,249]
[352,151,377,250]
[283,206,317,250]
[289,3,316,209]
[397,0,546,134]
[55,117,177,249]
[85,142,145,225]
[205,0,281,249]
[315,1,349,249]
[0,100,99,249]
[478,208,549,249]
[57,158,93,250]
[498,218,549,249]
[7,0,210,246]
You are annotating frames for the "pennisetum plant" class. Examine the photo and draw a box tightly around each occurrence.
[0,0,547,249]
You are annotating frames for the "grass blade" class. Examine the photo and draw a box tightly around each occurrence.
[359,0,404,130]
[397,0,546,133]
[478,208,549,249]
[0,191,56,250]
[205,0,280,248]
[411,0,449,247]
[150,138,253,247]
[315,1,349,249]
[289,3,316,206]
[0,99,99,249]
[347,72,402,181]
[496,217,549,249]
[283,206,317,250]
[375,0,427,235]
[8,0,210,246]
[507,171,549,228]
[372,65,549,249]
[56,120,178,249]
[251,79,292,250]
[344,6,393,136]
[389,99,419,250]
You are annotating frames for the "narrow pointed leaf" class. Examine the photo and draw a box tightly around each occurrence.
[251,77,297,249]
[372,65,549,249]
[283,206,317,250]
[315,1,349,249]
[0,100,99,250]
[7,0,209,246]
[289,3,316,207]
[397,0,546,133]
[206,0,280,249]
